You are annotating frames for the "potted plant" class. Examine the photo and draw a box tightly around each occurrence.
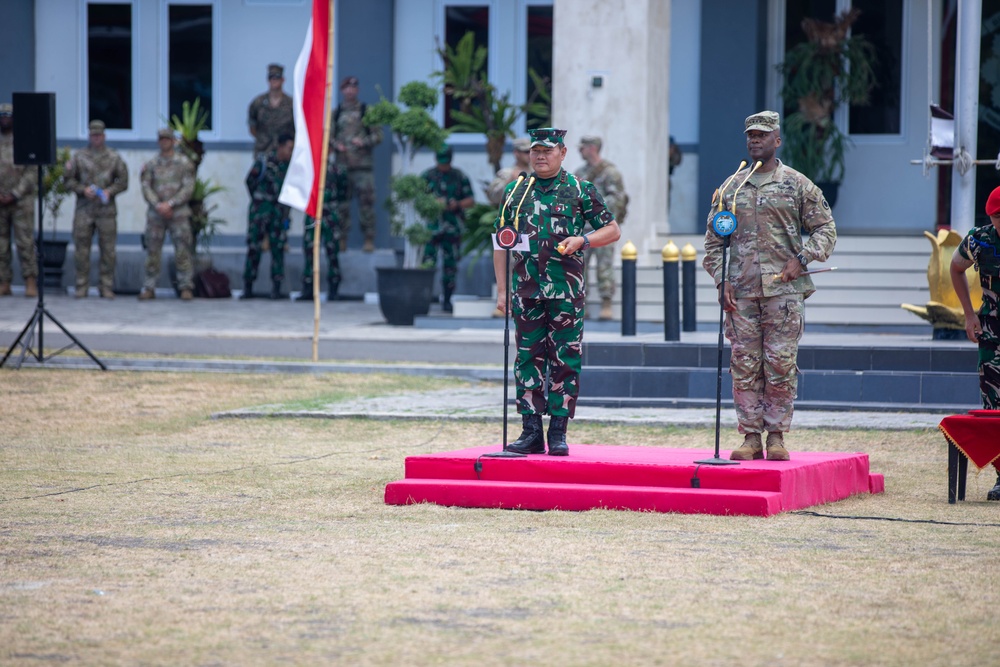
[39,146,73,288]
[776,8,877,207]
[363,81,449,325]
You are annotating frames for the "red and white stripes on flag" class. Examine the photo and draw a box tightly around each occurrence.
[278,0,333,219]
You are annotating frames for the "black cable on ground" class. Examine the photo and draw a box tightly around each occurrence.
[790,510,1000,527]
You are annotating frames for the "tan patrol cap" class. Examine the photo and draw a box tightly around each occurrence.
[89,120,106,134]
[744,111,780,133]
[579,135,602,150]
[512,138,530,152]
[157,128,175,140]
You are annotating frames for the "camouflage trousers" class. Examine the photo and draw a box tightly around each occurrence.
[302,214,341,286]
[725,293,804,433]
[243,203,288,283]
[336,168,376,242]
[513,295,585,418]
[979,314,1000,410]
[144,212,194,292]
[0,200,37,283]
[586,244,616,300]
[423,232,460,294]
[73,211,117,291]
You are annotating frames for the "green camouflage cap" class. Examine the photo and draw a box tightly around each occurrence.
[435,144,453,164]
[267,63,284,79]
[744,110,780,133]
[529,127,567,148]
[0,103,12,116]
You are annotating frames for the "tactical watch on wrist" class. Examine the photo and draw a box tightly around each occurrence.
[582,234,591,250]
[796,252,808,267]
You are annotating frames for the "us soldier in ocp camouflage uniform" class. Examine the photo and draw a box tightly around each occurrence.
[242,134,293,300]
[486,138,531,207]
[297,153,348,302]
[576,135,628,321]
[332,75,383,252]
[494,128,621,456]
[139,128,196,301]
[421,144,474,313]
[950,184,1000,501]
[0,102,38,298]
[247,64,295,158]
[65,120,129,299]
[703,111,837,461]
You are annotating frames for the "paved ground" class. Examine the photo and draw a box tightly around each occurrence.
[0,290,964,430]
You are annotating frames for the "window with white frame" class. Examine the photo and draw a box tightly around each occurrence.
[167,2,214,130]
[86,2,134,130]
[524,3,552,130]
[443,4,490,129]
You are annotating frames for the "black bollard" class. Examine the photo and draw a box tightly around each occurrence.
[620,241,637,336]
[662,241,680,341]
[681,243,697,332]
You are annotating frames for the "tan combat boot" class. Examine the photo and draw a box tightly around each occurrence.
[99,287,115,299]
[138,289,155,301]
[363,236,375,253]
[24,276,38,298]
[599,297,613,321]
[180,289,194,301]
[0,283,11,296]
[75,286,88,298]
[339,238,348,253]
[766,432,790,461]
[730,433,763,460]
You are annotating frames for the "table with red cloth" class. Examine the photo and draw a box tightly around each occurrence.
[938,410,1000,503]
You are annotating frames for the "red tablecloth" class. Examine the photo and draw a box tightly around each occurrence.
[939,410,1000,470]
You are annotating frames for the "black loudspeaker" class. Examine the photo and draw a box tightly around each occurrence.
[13,92,56,166]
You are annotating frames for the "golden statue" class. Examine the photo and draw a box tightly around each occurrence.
[901,229,983,329]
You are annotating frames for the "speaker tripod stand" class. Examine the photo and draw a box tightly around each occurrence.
[1,164,106,370]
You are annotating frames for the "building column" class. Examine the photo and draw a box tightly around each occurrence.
[552,0,670,265]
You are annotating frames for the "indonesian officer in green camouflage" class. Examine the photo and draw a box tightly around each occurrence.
[298,153,348,301]
[65,120,130,299]
[703,111,836,461]
[421,144,474,312]
[493,127,621,456]
[576,135,628,320]
[242,134,293,299]
[950,185,1000,500]
[0,102,38,297]
[139,128,196,300]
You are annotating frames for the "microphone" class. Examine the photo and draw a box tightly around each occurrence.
[498,171,529,225]
[512,173,536,231]
[715,160,748,213]
[730,161,762,212]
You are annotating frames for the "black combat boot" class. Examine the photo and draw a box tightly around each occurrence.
[239,280,255,300]
[988,472,1000,501]
[327,279,339,302]
[271,279,282,300]
[507,413,544,454]
[442,286,453,313]
[547,416,569,456]
[296,281,314,301]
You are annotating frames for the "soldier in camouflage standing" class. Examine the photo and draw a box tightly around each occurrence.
[576,135,628,321]
[703,111,836,461]
[65,120,129,299]
[950,185,1000,501]
[0,102,38,298]
[422,145,474,313]
[139,128,196,301]
[486,138,531,207]
[296,153,348,302]
[247,64,294,158]
[242,134,293,300]
[332,75,383,253]
[494,128,621,456]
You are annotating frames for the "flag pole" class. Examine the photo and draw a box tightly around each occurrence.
[311,0,335,362]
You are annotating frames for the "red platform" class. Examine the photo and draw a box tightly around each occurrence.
[384,445,885,517]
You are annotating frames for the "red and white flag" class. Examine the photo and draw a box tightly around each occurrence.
[279,0,333,218]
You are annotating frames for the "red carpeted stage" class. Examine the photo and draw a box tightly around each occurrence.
[384,445,885,517]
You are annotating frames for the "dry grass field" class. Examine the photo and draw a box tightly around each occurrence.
[2,369,998,666]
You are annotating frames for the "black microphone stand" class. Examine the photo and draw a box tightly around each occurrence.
[1,164,107,370]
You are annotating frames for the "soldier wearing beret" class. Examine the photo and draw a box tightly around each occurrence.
[247,64,294,157]
[494,127,621,456]
[703,110,837,461]
[0,102,39,298]
[331,75,383,253]
[139,129,196,301]
[65,119,129,298]
[421,144,474,312]
[950,185,1000,500]
[576,134,628,321]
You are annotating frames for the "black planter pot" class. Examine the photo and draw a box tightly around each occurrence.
[39,239,68,289]
[376,267,435,326]
[815,181,840,209]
